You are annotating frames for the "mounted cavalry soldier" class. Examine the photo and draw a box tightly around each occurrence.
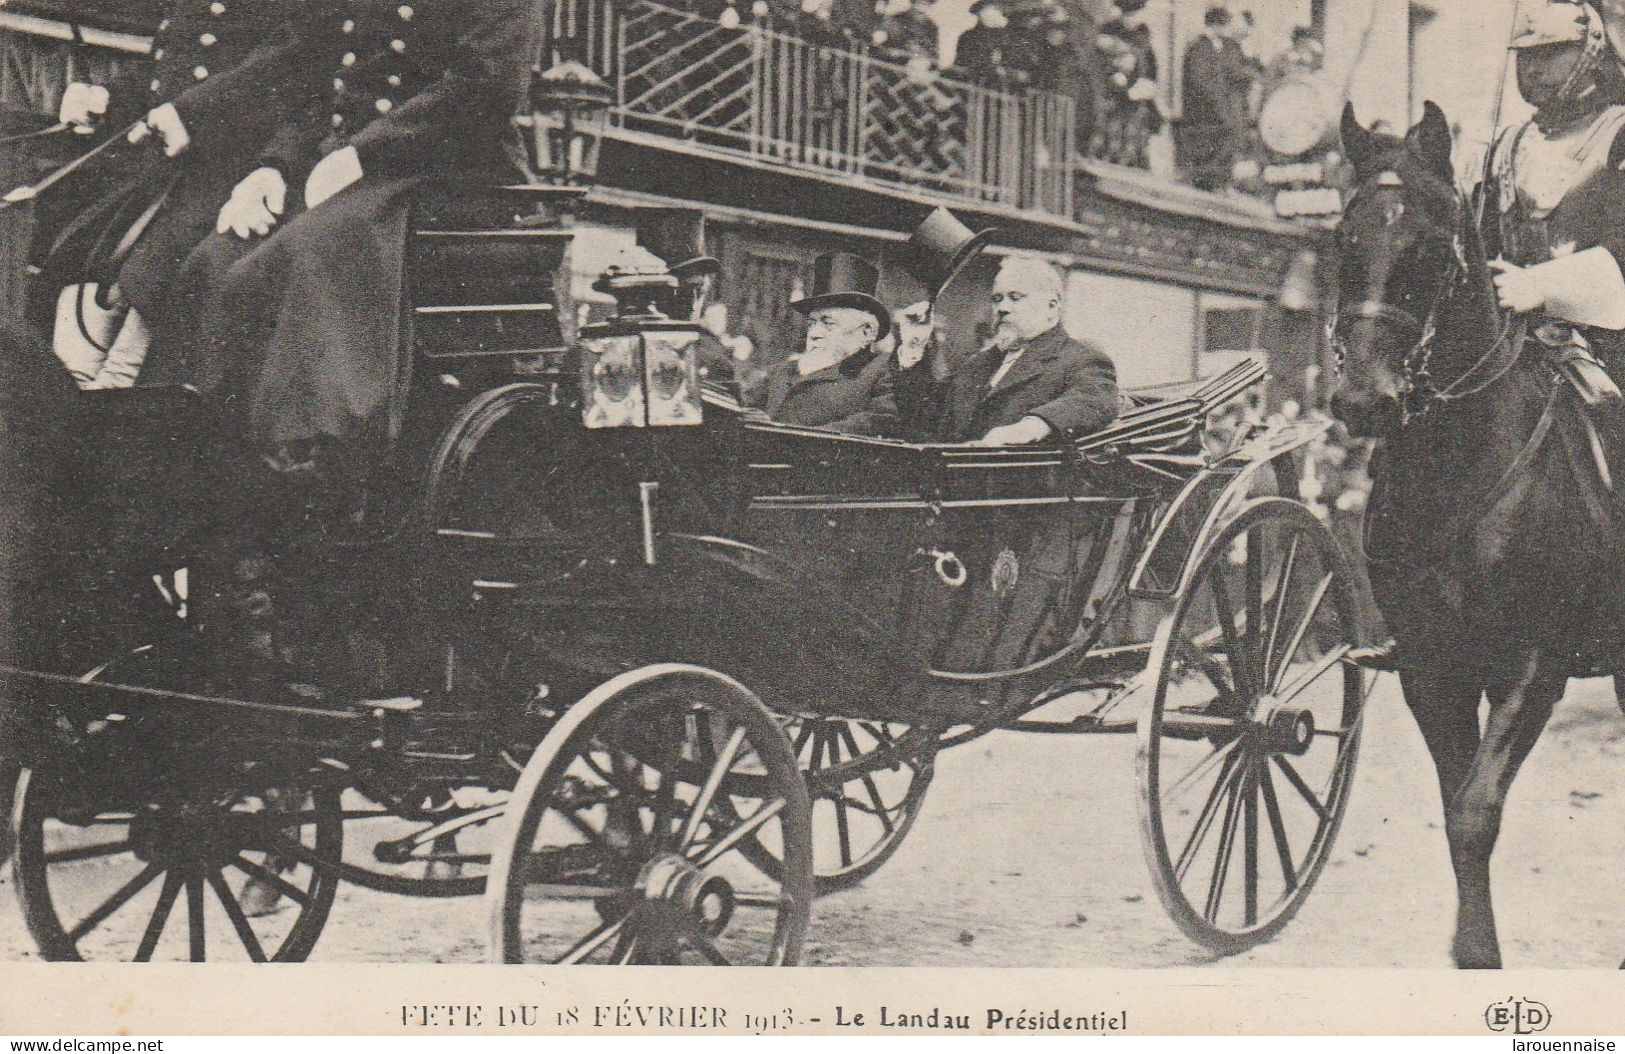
[36,1,340,388]
[169,0,542,690]
[1483,0,1625,378]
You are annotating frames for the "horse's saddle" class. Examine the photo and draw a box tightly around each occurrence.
[1535,327,1625,534]
[1535,322,1625,412]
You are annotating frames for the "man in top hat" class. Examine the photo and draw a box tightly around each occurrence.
[1477,0,1625,384]
[891,206,995,440]
[751,251,899,436]
[637,207,723,322]
[895,208,1119,445]
[637,208,734,382]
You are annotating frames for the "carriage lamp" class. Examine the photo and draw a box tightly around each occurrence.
[580,325,704,428]
[528,59,613,185]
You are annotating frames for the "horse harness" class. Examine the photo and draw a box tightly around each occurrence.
[1336,244,1624,566]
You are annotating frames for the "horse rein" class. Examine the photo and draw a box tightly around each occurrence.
[1329,227,1521,425]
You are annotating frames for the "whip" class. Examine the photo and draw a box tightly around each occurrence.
[0,121,145,212]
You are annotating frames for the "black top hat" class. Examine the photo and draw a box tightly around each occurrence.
[905,207,998,300]
[791,252,892,341]
[636,207,722,280]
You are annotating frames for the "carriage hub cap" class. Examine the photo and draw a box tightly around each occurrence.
[1261,706,1315,756]
[635,854,735,937]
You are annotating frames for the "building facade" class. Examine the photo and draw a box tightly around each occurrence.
[0,0,1343,403]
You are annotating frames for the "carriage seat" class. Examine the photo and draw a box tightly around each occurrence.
[406,182,579,363]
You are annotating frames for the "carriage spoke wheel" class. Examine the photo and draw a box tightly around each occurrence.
[738,718,933,894]
[1137,498,1365,954]
[487,665,812,965]
[11,768,341,961]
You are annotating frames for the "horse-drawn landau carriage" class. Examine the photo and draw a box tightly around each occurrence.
[0,91,1370,965]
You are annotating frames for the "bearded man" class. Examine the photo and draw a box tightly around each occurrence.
[935,257,1119,446]
[753,252,898,436]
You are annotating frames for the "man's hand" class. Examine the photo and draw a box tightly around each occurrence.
[304,146,363,210]
[217,167,288,239]
[974,415,1053,446]
[1489,257,1547,314]
[894,300,933,370]
[59,82,109,128]
[127,103,191,156]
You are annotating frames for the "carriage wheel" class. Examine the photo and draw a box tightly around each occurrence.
[328,786,504,899]
[487,664,812,965]
[1137,497,1365,954]
[738,718,933,894]
[11,767,342,961]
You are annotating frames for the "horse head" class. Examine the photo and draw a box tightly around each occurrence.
[1331,100,1468,436]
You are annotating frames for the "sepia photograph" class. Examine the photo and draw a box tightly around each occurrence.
[0,0,1620,1036]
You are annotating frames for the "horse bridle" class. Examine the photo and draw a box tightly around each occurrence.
[1329,202,1520,426]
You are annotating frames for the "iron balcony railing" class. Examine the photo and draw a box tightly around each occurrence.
[548,0,1075,217]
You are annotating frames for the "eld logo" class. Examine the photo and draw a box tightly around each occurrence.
[1485,997,1551,1034]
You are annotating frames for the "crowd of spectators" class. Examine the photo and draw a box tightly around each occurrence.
[648,0,1328,195]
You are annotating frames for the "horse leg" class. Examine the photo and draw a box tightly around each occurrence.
[1445,651,1563,969]
[1399,663,1482,811]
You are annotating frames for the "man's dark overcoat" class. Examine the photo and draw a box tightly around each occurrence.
[936,322,1119,441]
[754,347,899,436]
[35,1,337,363]
[194,0,538,453]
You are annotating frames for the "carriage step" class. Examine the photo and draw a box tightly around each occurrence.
[1006,714,1138,735]
[413,228,575,240]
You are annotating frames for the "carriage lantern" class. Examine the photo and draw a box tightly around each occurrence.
[528,59,614,185]
[578,250,704,429]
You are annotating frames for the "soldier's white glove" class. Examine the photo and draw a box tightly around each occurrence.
[218,167,287,239]
[58,82,109,128]
[1488,258,1546,314]
[127,102,191,157]
[975,415,1053,446]
[305,146,363,210]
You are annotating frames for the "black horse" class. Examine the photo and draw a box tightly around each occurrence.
[1333,100,1625,968]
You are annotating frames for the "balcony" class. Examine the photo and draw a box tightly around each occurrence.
[547,0,1076,219]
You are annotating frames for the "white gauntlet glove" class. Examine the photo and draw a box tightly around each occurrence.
[126,102,191,157]
[217,167,288,239]
[304,146,363,210]
[58,82,110,128]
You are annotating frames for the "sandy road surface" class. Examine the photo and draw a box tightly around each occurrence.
[2,674,1621,967]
